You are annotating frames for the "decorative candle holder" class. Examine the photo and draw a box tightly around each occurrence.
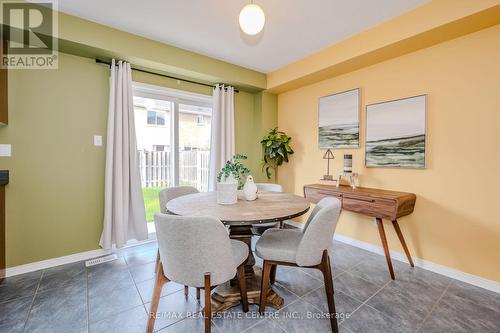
[337,154,358,188]
[344,154,353,173]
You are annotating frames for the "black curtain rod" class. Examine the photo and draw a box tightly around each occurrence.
[95,59,239,93]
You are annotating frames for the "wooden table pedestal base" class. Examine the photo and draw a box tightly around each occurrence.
[211,266,284,313]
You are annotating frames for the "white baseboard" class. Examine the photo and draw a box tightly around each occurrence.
[2,238,156,278]
[333,234,500,294]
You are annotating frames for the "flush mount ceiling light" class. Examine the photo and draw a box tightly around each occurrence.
[239,1,265,35]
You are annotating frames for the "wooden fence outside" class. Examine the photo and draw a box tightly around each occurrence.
[138,150,210,191]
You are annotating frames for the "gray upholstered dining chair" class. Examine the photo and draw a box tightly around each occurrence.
[157,186,200,298]
[255,197,342,333]
[159,186,199,214]
[148,213,249,333]
[251,183,284,236]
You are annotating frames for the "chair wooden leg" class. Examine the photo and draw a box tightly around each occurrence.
[204,273,211,333]
[270,264,277,285]
[392,220,414,267]
[376,218,395,280]
[259,260,272,314]
[237,264,249,312]
[147,262,168,333]
[196,287,201,300]
[184,285,189,297]
[320,250,339,333]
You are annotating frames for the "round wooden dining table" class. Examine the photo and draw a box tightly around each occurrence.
[166,191,310,312]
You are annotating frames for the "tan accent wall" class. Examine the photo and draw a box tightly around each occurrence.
[277,25,500,282]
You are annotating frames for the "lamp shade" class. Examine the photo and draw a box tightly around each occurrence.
[239,4,265,35]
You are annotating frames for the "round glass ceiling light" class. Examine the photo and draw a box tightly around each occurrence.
[239,3,265,35]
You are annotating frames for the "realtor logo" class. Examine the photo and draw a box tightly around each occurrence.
[1,0,58,69]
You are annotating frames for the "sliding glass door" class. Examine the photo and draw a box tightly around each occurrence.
[178,103,211,192]
[133,83,212,221]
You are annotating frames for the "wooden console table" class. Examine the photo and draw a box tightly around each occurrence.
[304,184,416,280]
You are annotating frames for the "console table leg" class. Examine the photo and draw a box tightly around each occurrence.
[392,220,414,267]
[376,218,395,280]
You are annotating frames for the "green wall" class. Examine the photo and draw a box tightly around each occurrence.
[1,54,108,266]
[0,52,276,267]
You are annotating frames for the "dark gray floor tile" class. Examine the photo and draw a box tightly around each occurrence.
[274,266,323,297]
[89,283,143,323]
[136,278,184,303]
[248,282,301,319]
[0,270,41,303]
[298,266,324,280]
[270,283,300,308]
[87,265,135,298]
[90,304,147,333]
[348,255,406,285]
[3,241,497,333]
[366,277,444,331]
[331,241,378,272]
[244,318,286,332]
[0,295,33,333]
[116,242,158,257]
[341,304,411,333]
[157,315,220,333]
[302,287,362,323]
[338,324,356,333]
[38,261,86,292]
[124,249,158,268]
[420,291,500,333]
[333,271,385,303]
[395,265,451,291]
[212,304,265,333]
[274,298,335,333]
[446,280,500,312]
[145,289,202,332]
[130,262,157,283]
[24,284,87,333]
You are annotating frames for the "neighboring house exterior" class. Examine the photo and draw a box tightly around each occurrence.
[133,97,212,152]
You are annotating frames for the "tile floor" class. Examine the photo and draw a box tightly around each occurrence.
[1,239,499,333]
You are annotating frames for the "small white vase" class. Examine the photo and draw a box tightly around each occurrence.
[243,175,258,201]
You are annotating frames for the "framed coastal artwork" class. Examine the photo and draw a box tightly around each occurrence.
[365,95,426,168]
[318,88,360,149]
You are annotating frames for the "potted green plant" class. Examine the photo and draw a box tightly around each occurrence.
[261,128,294,179]
[217,154,251,204]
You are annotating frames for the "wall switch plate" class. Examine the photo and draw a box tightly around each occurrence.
[94,135,102,146]
[0,144,11,157]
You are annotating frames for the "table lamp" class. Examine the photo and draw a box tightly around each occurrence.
[322,149,335,181]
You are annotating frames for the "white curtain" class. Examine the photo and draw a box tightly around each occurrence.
[209,84,235,190]
[100,60,148,249]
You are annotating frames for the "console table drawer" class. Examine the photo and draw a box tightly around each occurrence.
[342,196,395,219]
[304,187,342,204]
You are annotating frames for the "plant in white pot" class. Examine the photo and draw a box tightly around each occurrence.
[217,154,251,204]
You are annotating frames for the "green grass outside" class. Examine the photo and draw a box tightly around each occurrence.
[143,187,162,222]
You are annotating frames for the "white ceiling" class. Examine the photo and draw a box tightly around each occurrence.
[57,0,430,73]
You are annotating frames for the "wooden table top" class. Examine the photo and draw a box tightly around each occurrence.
[166,191,310,226]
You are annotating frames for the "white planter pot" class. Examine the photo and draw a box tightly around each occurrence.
[217,182,238,205]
